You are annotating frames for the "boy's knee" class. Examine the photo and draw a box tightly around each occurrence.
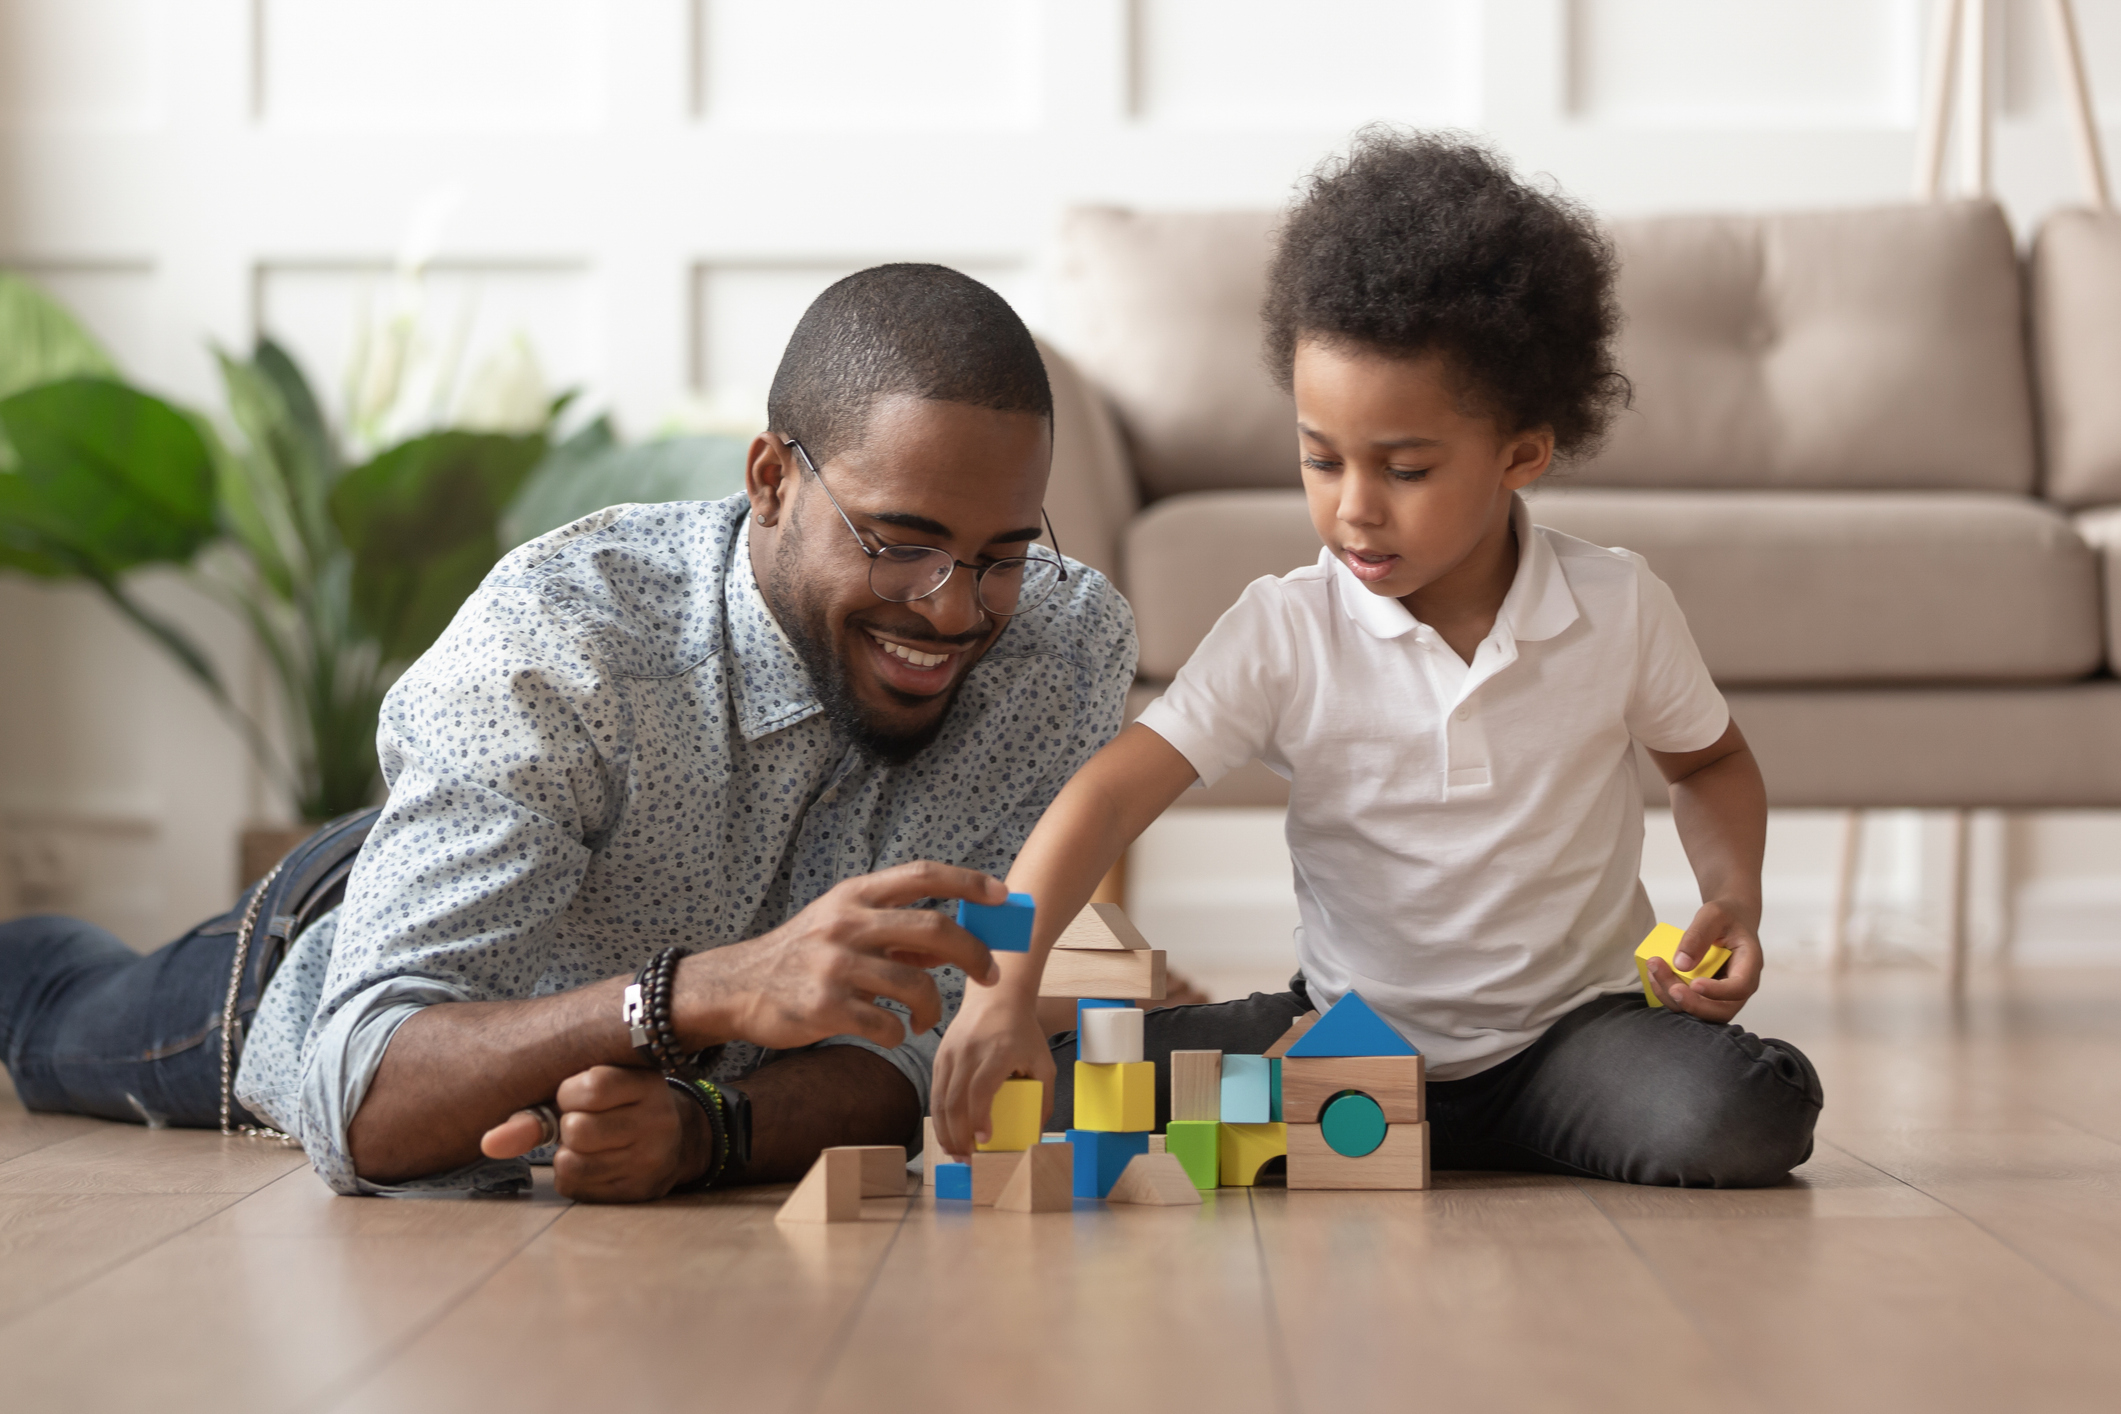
[1634,1034,1822,1188]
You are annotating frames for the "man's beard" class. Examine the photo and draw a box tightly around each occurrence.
[767,528,974,767]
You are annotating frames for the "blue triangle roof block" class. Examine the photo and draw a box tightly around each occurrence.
[1284,990,1419,1058]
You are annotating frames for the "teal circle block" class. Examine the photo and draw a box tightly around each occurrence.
[1320,1090,1387,1158]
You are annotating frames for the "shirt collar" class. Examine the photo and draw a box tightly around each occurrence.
[724,516,825,741]
[1328,494,1579,645]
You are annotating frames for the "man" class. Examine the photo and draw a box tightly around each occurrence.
[0,264,1136,1201]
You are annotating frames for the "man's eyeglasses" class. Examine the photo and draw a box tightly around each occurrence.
[782,437,1069,618]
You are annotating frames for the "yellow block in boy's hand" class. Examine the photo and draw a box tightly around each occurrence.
[978,1077,1043,1152]
[1635,924,1730,1008]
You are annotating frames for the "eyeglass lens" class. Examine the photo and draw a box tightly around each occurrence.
[870,544,1064,616]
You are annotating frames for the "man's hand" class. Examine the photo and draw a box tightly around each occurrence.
[675,861,1008,1054]
[1645,898,1761,1024]
[482,1065,704,1203]
[928,984,1056,1160]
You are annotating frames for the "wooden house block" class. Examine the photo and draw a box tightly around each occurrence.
[1164,1121,1219,1189]
[776,1147,863,1223]
[1217,1122,1287,1188]
[1220,1055,1270,1124]
[1040,947,1166,1001]
[1286,1119,1429,1190]
[1280,1055,1425,1125]
[978,1077,1043,1151]
[1263,1012,1319,1058]
[1169,1050,1222,1123]
[995,1141,1072,1212]
[1075,1060,1155,1132]
[1634,923,1730,1009]
[842,1144,910,1197]
[1106,1152,1204,1206]
[1054,900,1152,950]
[1078,1005,1144,1064]
[1066,1128,1150,1198]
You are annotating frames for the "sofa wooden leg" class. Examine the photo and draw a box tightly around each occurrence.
[1827,809,1862,973]
[1945,808,1972,995]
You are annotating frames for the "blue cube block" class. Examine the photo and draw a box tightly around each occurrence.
[1222,1054,1271,1124]
[1066,1128,1149,1199]
[1075,997,1131,1061]
[933,1162,973,1201]
[956,892,1036,952]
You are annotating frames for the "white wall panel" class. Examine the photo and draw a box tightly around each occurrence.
[696,0,1039,128]
[2004,0,2121,112]
[256,0,604,128]
[0,0,163,129]
[1569,0,1921,127]
[1132,0,1476,127]
[15,264,156,373]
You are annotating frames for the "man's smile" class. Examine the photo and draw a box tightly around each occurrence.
[861,625,978,696]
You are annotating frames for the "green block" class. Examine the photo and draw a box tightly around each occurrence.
[1269,1057,1282,1121]
[1165,1120,1220,1190]
[1320,1090,1387,1158]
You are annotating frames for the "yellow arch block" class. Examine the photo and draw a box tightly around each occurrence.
[1217,1122,1287,1187]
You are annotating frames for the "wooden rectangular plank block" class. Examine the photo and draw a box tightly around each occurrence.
[995,1141,1071,1212]
[1263,1012,1319,1059]
[776,1147,862,1223]
[1285,1120,1429,1190]
[1169,1050,1222,1123]
[1106,1152,1204,1206]
[1039,947,1165,1001]
[843,1144,911,1197]
[1280,1055,1425,1125]
[1053,900,1151,950]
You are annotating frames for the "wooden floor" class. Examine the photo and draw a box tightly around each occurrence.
[5,968,2121,1414]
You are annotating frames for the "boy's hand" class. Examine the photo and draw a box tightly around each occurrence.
[927,984,1055,1160]
[1645,898,1761,1024]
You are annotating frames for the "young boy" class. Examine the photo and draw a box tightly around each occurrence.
[931,131,1820,1187]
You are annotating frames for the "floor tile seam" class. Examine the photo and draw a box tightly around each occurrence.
[1821,1136,2121,1324]
[0,1184,256,1336]
[1244,1190,1303,1414]
[2027,1104,2121,1153]
[0,1125,111,1173]
[1562,1177,1722,1346]
[784,1195,915,1414]
[299,1195,575,1414]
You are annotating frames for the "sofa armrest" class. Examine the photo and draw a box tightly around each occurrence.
[1038,338,1140,589]
[2075,506,2121,673]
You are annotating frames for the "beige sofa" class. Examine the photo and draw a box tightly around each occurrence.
[1035,199,2121,815]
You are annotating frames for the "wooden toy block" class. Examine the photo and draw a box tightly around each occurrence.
[1217,1122,1287,1188]
[1220,1054,1270,1124]
[1041,947,1166,1001]
[1281,1055,1425,1124]
[1148,1133,1167,1153]
[978,1077,1042,1151]
[1164,1121,1219,1190]
[1105,1152,1204,1206]
[933,1162,972,1201]
[1074,1060,1155,1132]
[956,892,1035,951]
[1074,998,1130,1060]
[1284,990,1418,1058]
[1634,923,1731,1009]
[1042,1132,1068,1142]
[922,1116,961,1177]
[995,1141,1072,1212]
[1319,1092,1387,1157]
[776,1146,863,1223]
[1078,1005,1144,1064]
[968,1151,1026,1204]
[842,1144,911,1196]
[1066,1128,1150,1198]
[1053,900,1152,950]
[1170,1050,1223,1122]
[1270,1057,1283,1121]
[1286,1119,1430,1190]
[1263,1011,1319,1058]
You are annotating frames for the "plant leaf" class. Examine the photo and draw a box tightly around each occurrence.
[0,271,119,400]
[500,430,748,549]
[216,346,334,573]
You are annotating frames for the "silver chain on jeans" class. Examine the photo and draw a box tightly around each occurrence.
[218,859,298,1144]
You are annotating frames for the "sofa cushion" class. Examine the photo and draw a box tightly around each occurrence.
[2033,210,2121,507]
[1123,488,2101,685]
[1580,201,2035,493]
[2076,506,2121,672]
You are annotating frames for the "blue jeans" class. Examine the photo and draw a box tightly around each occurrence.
[0,913,265,1128]
[1047,980,1822,1188]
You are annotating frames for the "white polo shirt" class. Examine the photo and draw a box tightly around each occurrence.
[1136,496,1729,1080]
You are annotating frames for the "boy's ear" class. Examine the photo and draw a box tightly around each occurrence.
[1501,426,1556,492]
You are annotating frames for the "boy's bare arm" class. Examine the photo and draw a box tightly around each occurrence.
[1645,717,1768,1022]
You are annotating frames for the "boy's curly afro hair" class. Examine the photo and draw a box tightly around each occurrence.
[1264,127,1628,459]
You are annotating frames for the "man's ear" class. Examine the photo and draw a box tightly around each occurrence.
[1502,426,1556,492]
[746,434,796,527]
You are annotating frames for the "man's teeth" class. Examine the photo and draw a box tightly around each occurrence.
[870,633,951,668]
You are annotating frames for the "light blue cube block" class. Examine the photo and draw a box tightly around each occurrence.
[1221,1054,1271,1124]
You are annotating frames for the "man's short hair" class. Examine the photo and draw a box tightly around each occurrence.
[766,264,1052,463]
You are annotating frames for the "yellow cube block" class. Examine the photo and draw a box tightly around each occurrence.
[1074,1060,1155,1132]
[978,1077,1043,1152]
[1218,1122,1288,1187]
[1633,923,1731,1009]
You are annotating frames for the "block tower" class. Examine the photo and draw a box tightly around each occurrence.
[1040,901,1166,1198]
[1281,991,1427,1190]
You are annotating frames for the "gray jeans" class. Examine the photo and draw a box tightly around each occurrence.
[1046,980,1822,1188]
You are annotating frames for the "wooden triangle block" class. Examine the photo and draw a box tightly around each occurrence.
[775,1147,862,1223]
[1105,1152,1204,1206]
[994,1142,1072,1212]
[1263,1013,1319,1059]
[1054,901,1151,951]
[1284,991,1418,1058]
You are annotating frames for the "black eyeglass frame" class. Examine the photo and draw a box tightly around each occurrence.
[781,436,1069,618]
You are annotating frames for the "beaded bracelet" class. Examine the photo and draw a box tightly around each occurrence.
[666,1076,728,1191]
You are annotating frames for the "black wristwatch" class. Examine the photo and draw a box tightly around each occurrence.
[667,1077,753,1191]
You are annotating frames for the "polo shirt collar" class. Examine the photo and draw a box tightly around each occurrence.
[1328,494,1579,645]
[725,517,826,741]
